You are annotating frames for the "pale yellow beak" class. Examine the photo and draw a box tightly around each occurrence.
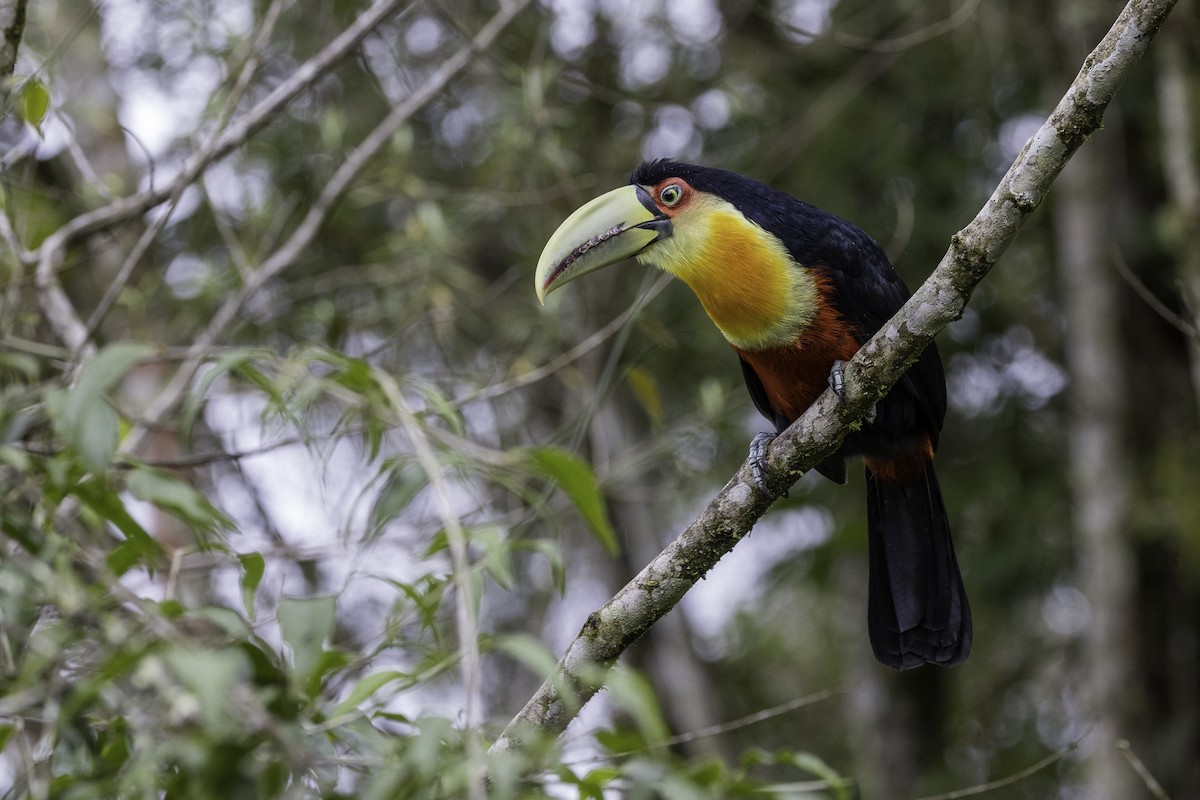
[535,184,672,304]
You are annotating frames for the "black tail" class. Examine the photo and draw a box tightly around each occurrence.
[865,460,971,669]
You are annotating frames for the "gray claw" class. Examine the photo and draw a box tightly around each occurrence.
[748,431,785,499]
[828,359,847,400]
[828,359,877,423]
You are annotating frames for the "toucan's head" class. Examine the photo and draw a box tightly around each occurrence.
[535,160,823,351]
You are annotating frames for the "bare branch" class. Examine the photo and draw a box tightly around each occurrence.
[54,0,414,245]
[491,0,1179,755]
[121,0,534,456]
[31,0,414,353]
[81,0,288,346]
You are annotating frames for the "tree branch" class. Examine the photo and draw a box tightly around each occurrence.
[491,0,1178,754]
[118,0,534,457]
[32,0,414,353]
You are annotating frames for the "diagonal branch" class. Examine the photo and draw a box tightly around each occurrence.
[119,0,533,456]
[491,0,1179,754]
[33,0,414,353]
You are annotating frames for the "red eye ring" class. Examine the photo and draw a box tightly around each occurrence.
[660,183,684,207]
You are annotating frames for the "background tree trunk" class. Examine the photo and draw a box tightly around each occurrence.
[1155,22,1200,407]
[1054,133,1142,799]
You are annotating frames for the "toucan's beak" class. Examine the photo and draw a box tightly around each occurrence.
[535,184,672,304]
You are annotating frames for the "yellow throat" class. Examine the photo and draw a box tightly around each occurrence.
[637,194,820,351]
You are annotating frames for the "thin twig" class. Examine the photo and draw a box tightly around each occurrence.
[562,686,845,759]
[46,0,414,246]
[80,0,289,349]
[201,174,256,282]
[459,273,672,406]
[766,0,981,52]
[120,0,534,457]
[59,112,117,201]
[1117,740,1171,800]
[32,0,415,353]
[837,0,982,53]
[1112,246,1198,339]
[914,740,1078,800]
[82,195,182,344]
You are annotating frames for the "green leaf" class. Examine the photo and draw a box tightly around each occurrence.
[626,366,664,427]
[331,669,410,717]
[308,649,353,699]
[163,646,250,734]
[191,605,251,639]
[238,552,265,619]
[106,538,156,577]
[97,717,131,770]
[526,447,618,555]
[367,460,426,540]
[18,78,50,132]
[556,764,621,800]
[411,379,465,437]
[781,751,853,800]
[44,386,118,474]
[604,668,670,744]
[69,476,164,575]
[45,342,155,472]
[521,538,566,593]
[179,348,268,436]
[76,341,157,404]
[491,633,558,680]
[475,525,514,588]
[386,575,449,631]
[0,351,39,382]
[277,595,336,692]
[126,465,231,535]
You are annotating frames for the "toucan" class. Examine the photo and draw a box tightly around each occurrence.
[534,159,971,669]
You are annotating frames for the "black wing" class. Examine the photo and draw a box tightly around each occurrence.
[739,355,788,433]
[808,219,947,447]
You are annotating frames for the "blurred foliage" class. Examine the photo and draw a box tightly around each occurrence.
[0,0,1198,797]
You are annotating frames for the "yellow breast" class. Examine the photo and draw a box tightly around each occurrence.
[637,195,820,351]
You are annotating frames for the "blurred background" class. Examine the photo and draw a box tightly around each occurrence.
[1,0,1197,797]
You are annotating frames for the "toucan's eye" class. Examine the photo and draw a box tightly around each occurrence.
[660,183,683,207]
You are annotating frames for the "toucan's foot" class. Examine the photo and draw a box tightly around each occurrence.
[749,431,786,499]
[827,359,876,423]
[828,359,847,400]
